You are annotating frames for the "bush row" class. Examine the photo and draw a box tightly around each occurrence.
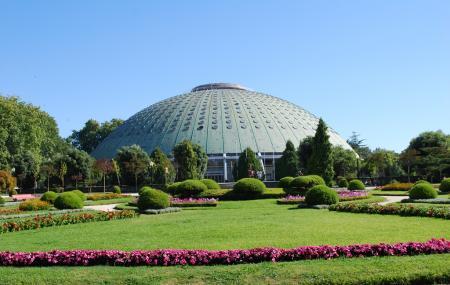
[0,210,137,234]
[329,203,450,219]
[170,198,218,207]
[87,193,126,201]
[380,183,413,191]
[0,239,447,266]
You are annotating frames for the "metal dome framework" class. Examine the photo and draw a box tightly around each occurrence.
[92,83,352,182]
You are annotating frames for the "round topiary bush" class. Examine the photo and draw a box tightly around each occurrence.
[165,182,181,195]
[138,186,154,196]
[232,178,266,199]
[176,180,208,198]
[337,177,348,188]
[439,178,450,193]
[137,188,170,210]
[348,179,365,190]
[112,185,121,194]
[409,183,438,199]
[71,190,86,201]
[305,185,339,206]
[200,179,220,190]
[278,177,294,190]
[414,180,430,186]
[40,191,58,204]
[54,192,84,209]
[287,175,325,195]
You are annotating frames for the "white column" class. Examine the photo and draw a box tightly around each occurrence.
[223,153,228,182]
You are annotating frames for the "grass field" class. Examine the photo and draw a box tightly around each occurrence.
[1,199,449,284]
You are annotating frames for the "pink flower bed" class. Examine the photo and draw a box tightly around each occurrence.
[0,239,448,267]
[12,194,37,202]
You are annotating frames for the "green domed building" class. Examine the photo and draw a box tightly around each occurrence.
[92,83,352,182]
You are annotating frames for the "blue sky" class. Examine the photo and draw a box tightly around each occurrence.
[1,0,449,152]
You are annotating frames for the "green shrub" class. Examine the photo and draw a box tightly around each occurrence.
[200,179,220,190]
[0,196,4,205]
[165,182,181,195]
[54,192,84,209]
[138,186,153,196]
[232,178,266,199]
[278,177,294,189]
[409,183,438,199]
[112,185,122,194]
[176,180,207,198]
[19,199,51,211]
[439,178,450,193]
[8,188,17,196]
[381,183,413,191]
[137,188,170,210]
[348,179,365,190]
[287,175,325,195]
[71,190,86,201]
[40,191,58,204]
[414,180,430,185]
[305,185,339,206]
[337,177,348,188]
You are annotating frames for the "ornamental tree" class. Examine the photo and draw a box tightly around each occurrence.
[149,148,175,185]
[308,118,334,184]
[115,145,150,191]
[275,140,299,179]
[233,147,263,180]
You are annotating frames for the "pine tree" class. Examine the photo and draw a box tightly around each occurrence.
[308,118,334,184]
[275,140,299,179]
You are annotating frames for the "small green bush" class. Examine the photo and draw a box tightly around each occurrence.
[40,191,58,204]
[165,182,181,195]
[287,175,325,195]
[337,177,348,188]
[54,192,84,209]
[414,180,430,185]
[112,185,122,194]
[138,186,154,196]
[348,179,365,190]
[305,185,339,206]
[137,188,170,210]
[409,183,438,199]
[200,179,220,190]
[8,188,17,196]
[232,178,266,199]
[278,177,294,189]
[439,178,450,193]
[19,199,51,211]
[71,190,86,201]
[0,196,5,205]
[176,180,207,198]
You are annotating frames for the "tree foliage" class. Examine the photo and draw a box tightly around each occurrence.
[173,140,207,181]
[297,137,313,172]
[68,118,123,153]
[115,145,150,189]
[332,146,358,178]
[308,119,334,184]
[275,140,299,179]
[362,148,405,178]
[149,148,175,185]
[233,147,263,180]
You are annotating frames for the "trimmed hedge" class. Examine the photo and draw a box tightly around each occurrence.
[165,182,182,195]
[305,185,339,206]
[414,180,431,185]
[176,180,207,198]
[54,192,84,210]
[329,203,450,219]
[200,179,220,190]
[287,175,325,195]
[0,239,447,266]
[381,183,413,191]
[439,178,450,192]
[409,183,438,199]
[18,199,51,211]
[138,186,153,196]
[348,179,365,190]
[112,186,122,194]
[138,188,170,210]
[337,177,348,188]
[71,190,86,201]
[278,177,294,189]
[87,193,125,201]
[40,191,58,204]
[232,178,266,199]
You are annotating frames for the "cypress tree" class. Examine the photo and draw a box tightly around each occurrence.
[275,140,299,179]
[297,136,314,173]
[173,140,198,181]
[233,147,263,180]
[308,118,335,184]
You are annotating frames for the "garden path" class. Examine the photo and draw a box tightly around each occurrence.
[84,204,119,212]
[378,196,405,206]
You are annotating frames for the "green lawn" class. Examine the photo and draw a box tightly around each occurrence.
[1,199,449,284]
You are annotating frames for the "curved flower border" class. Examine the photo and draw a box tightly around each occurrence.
[0,239,448,267]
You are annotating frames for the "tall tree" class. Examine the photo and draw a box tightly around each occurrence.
[332,146,358,178]
[297,136,314,172]
[173,140,199,181]
[68,118,123,153]
[192,143,208,179]
[275,140,299,179]
[39,161,56,191]
[347,132,371,160]
[148,148,175,185]
[233,147,263,180]
[115,145,150,191]
[308,118,334,184]
[362,149,405,178]
[94,159,114,192]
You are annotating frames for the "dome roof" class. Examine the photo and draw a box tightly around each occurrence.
[91,83,352,158]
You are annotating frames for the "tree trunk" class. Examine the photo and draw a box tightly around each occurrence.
[135,174,138,193]
[103,175,106,193]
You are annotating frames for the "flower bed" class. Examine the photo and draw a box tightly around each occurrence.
[0,208,22,215]
[0,209,90,221]
[0,210,137,234]
[329,203,450,219]
[87,193,127,201]
[0,239,447,267]
[277,191,370,205]
[170,198,218,207]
